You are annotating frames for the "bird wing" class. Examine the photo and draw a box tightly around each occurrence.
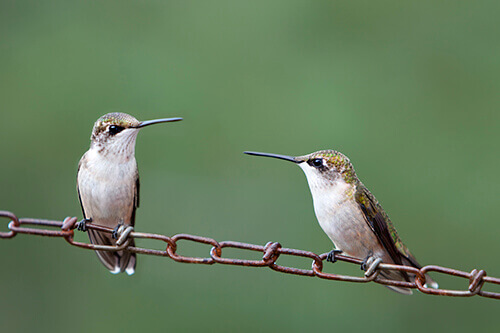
[131,169,139,227]
[76,156,87,219]
[355,184,421,268]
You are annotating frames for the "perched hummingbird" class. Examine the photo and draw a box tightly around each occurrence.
[77,112,182,275]
[245,149,438,294]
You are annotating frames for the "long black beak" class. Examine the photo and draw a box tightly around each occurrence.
[134,117,183,128]
[244,151,300,163]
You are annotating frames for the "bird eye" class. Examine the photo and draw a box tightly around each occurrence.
[309,158,323,168]
[108,125,124,135]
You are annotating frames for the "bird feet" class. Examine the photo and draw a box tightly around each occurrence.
[112,224,134,246]
[360,254,383,278]
[111,222,124,240]
[360,252,375,271]
[326,249,343,263]
[111,222,134,246]
[76,218,92,232]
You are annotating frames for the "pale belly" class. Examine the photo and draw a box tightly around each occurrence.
[77,153,136,228]
[312,190,393,263]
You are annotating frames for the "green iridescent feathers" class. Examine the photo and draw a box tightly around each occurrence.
[303,150,357,184]
[91,113,140,139]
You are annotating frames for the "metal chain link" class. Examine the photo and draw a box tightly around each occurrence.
[1,210,498,299]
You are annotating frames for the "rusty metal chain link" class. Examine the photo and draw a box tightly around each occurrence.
[1,210,498,299]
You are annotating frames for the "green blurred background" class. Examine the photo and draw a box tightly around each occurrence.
[1,1,499,332]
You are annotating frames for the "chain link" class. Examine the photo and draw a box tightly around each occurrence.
[1,210,498,299]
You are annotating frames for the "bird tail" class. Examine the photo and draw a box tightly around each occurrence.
[402,256,439,289]
[379,269,414,295]
[88,229,136,275]
[379,258,438,295]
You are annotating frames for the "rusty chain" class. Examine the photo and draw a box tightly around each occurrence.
[1,210,498,299]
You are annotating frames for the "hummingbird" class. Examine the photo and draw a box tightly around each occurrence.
[244,149,438,294]
[76,112,182,275]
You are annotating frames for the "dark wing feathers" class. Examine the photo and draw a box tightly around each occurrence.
[355,184,420,269]
[76,159,87,219]
[355,184,440,290]
[131,173,139,227]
